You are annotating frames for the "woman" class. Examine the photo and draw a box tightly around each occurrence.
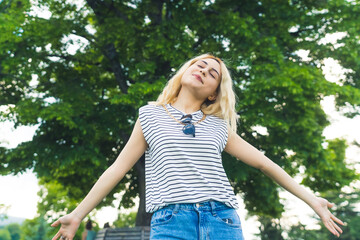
[81,220,96,240]
[51,53,344,240]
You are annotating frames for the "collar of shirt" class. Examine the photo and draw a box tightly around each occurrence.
[166,103,204,122]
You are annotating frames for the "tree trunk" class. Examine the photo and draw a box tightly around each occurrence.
[134,154,153,226]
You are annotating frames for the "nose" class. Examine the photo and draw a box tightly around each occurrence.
[200,69,207,76]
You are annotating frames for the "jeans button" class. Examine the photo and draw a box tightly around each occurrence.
[196,203,200,207]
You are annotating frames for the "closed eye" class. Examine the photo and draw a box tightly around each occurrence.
[197,65,215,78]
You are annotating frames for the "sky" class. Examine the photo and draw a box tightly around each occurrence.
[1,1,360,239]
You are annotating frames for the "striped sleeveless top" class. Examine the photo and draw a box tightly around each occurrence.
[138,103,239,213]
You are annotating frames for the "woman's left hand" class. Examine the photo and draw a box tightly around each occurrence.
[311,197,345,237]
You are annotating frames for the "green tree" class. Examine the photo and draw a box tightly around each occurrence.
[5,224,21,240]
[113,211,137,228]
[36,179,80,222]
[256,216,285,240]
[0,229,11,240]
[287,222,327,240]
[1,0,359,233]
[20,217,42,240]
[20,216,55,240]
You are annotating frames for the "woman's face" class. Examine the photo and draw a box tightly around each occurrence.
[180,58,221,101]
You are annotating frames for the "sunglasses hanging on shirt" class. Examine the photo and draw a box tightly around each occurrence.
[180,114,196,137]
[162,104,206,137]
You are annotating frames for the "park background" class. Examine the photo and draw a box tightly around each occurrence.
[0,0,360,239]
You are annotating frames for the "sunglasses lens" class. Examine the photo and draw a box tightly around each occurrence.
[183,124,195,137]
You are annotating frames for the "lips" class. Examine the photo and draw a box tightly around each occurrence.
[193,74,203,84]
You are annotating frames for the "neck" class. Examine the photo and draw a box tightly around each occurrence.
[171,90,204,114]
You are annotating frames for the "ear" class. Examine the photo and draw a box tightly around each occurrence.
[208,93,217,101]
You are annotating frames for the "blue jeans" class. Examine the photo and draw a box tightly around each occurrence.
[150,200,244,240]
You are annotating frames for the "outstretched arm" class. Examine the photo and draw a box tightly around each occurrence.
[224,129,344,237]
[51,118,148,240]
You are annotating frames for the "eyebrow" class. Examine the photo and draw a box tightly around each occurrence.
[201,60,220,77]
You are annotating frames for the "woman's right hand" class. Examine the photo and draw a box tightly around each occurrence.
[311,197,344,237]
[51,212,82,240]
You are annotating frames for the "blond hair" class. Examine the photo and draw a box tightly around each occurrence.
[149,53,239,133]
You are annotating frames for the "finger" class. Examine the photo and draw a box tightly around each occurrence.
[331,220,343,234]
[331,215,345,226]
[51,219,60,227]
[325,221,339,237]
[52,231,62,240]
[333,224,343,235]
[327,201,334,208]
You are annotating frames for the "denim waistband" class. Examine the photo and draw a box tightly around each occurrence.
[160,200,232,216]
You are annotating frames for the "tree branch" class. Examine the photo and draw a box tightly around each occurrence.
[85,0,129,23]
[102,43,128,93]
[148,0,164,26]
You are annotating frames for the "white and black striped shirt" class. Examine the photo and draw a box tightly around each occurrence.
[138,103,239,213]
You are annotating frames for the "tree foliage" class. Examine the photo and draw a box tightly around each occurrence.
[113,211,137,228]
[4,224,21,240]
[0,0,359,229]
[256,216,285,240]
[0,229,11,240]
